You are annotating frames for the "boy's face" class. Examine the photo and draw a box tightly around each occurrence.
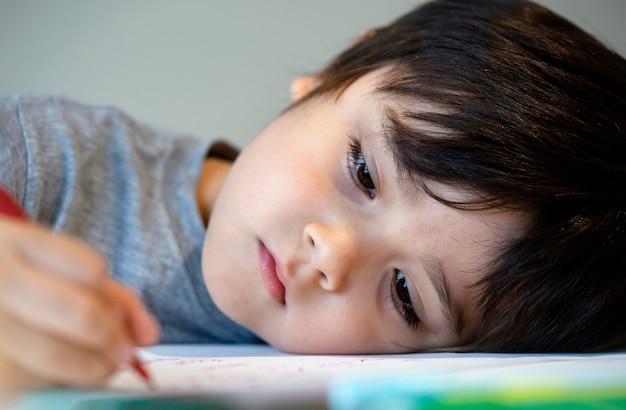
[202,70,526,353]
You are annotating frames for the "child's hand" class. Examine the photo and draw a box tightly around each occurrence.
[0,216,160,390]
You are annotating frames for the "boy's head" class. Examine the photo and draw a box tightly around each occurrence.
[308,0,626,352]
[203,0,626,353]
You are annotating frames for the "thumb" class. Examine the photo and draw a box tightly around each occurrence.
[104,279,161,346]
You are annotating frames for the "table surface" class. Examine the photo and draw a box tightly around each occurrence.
[9,344,626,410]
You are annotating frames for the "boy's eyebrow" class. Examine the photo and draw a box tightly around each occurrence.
[423,255,465,338]
[379,103,425,205]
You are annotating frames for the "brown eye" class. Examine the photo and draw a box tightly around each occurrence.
[348,138,377,198]
[355,155,375,192]
[394,271,419,330]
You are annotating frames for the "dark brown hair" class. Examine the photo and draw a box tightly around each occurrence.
[299,0,626,352]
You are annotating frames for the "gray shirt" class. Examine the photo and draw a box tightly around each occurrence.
[0,95,260,344]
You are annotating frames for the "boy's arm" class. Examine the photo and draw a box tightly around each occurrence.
[0,97,159,390]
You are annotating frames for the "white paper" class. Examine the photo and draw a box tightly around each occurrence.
[107,344,626,406]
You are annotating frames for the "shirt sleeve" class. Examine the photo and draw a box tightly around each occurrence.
[0,96,29,208]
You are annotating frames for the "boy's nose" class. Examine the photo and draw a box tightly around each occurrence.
[303,222,359,292]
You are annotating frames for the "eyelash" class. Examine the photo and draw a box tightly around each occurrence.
[346,136,377,199]
[392,270,420,331]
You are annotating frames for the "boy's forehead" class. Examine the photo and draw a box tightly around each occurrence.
[336,67,450,125]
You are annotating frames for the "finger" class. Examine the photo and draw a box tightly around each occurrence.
[0,311,119,387]
[0,218,108,288]
[0,254,132,361]
[104,279,161,346]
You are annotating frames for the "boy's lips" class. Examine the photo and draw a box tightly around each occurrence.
[258,241,286,305]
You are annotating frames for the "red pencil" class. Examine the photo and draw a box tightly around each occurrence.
[131,355,154,389]
[0,186,153,388]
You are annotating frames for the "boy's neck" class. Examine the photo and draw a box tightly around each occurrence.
[196,157,232,226]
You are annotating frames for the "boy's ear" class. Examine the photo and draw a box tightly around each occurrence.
[289,75,320,102]
[289,30,377,103]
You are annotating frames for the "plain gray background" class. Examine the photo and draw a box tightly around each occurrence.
[1,1,624,148]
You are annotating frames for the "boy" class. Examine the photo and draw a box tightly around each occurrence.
[1,0,624,389]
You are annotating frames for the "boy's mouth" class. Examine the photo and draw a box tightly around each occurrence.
[258,241,286,305]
